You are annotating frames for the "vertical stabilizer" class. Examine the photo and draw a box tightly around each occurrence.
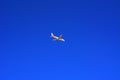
[51,33,54,37]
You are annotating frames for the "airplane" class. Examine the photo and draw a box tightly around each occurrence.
[50,33,65,42]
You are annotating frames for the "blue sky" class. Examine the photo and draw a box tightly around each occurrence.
[0,0,120,80]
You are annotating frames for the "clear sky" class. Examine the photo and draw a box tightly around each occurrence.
[0,0,120,80]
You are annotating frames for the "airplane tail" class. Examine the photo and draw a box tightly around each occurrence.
[51,33,54,37]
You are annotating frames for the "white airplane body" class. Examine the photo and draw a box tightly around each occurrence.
[50,33,65,42]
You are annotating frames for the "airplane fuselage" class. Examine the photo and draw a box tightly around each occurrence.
[51,36,61,40]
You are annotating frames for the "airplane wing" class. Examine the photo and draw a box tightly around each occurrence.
[59,34,62,39]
